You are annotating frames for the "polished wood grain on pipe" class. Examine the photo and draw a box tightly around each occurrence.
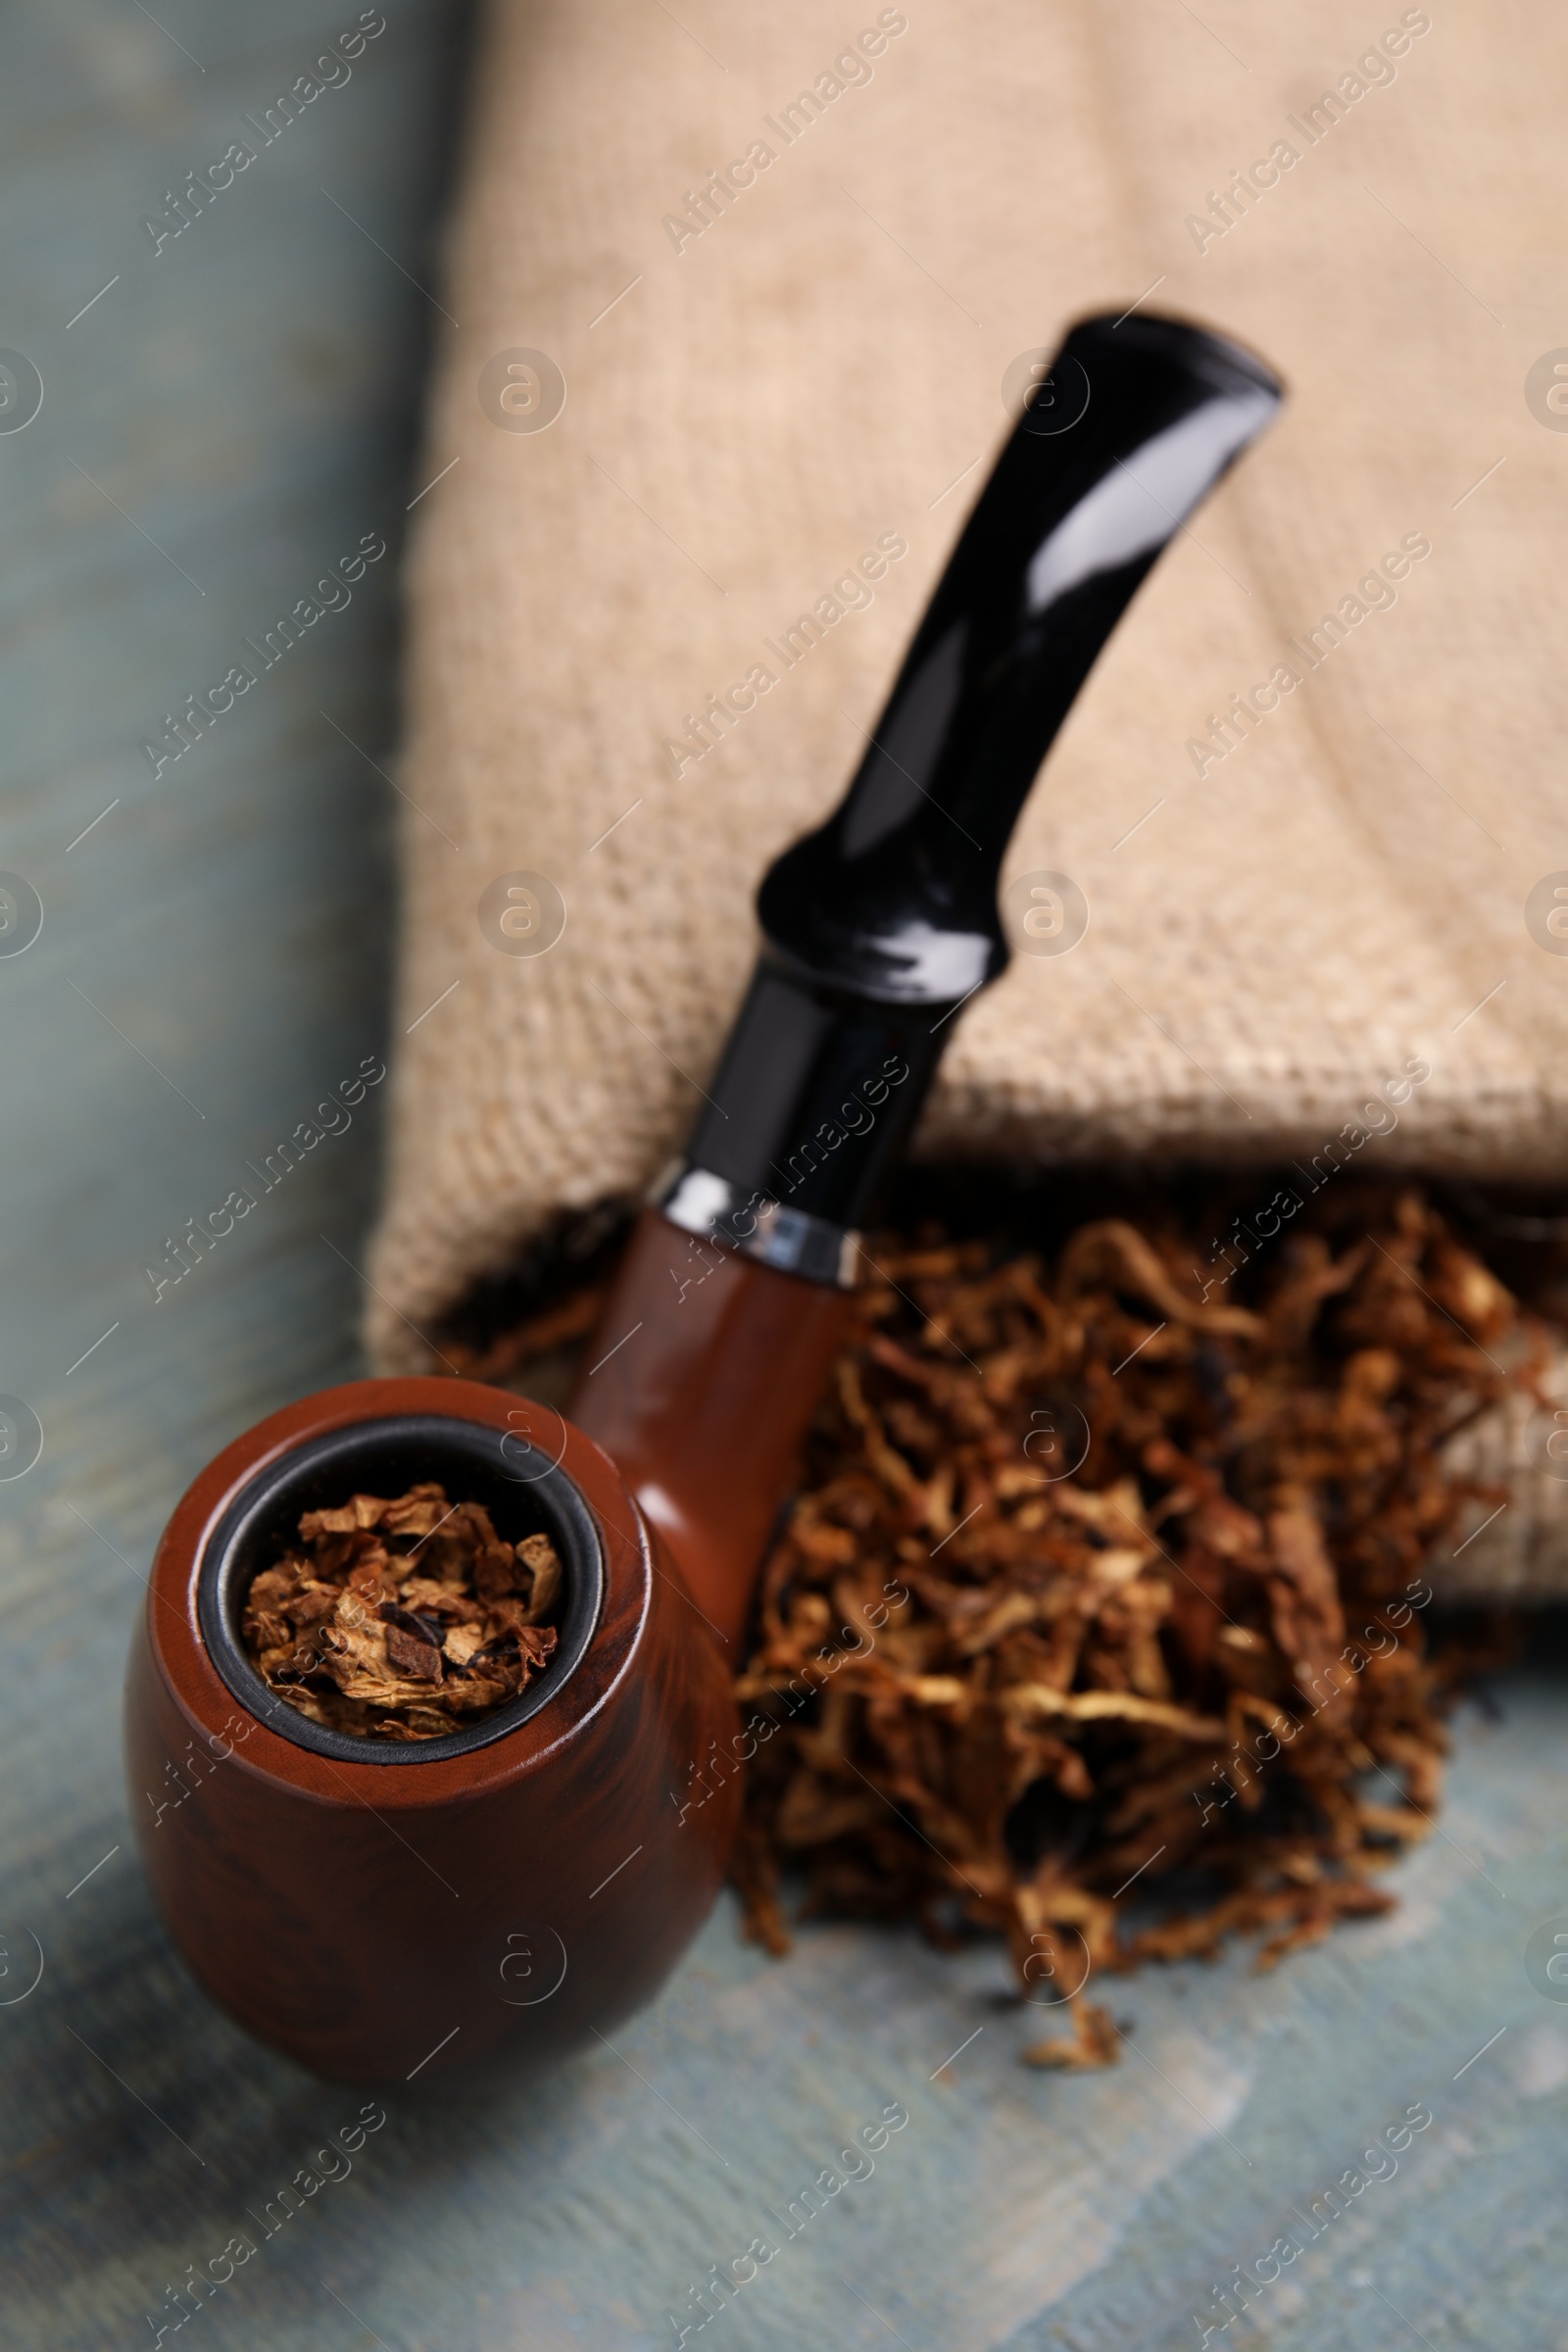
[568,1206,854,1656]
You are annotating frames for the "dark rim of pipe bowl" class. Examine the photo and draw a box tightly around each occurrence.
[195,1413,606,1764]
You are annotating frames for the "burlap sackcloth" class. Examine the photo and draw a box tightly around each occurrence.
[364,0,1568,1597]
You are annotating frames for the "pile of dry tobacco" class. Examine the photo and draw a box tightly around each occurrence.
[241,1483,561,1740]
[729,1185,1519,2060]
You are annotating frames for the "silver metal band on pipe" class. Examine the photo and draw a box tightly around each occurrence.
[655,1163,859,1290]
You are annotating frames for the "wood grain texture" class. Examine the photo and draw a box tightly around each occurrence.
[1,3,1565,2348]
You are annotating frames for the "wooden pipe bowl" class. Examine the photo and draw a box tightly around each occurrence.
[123,1378,741,2094]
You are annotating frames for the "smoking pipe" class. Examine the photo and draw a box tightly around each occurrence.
[125,313,1280,2095]
[570,310,1283,1653]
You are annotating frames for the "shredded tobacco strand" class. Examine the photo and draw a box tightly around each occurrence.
[728,1185,1522,2062]
[241,1482,561,1740]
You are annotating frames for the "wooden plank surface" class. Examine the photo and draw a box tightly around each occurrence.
[1,5,1564,2347]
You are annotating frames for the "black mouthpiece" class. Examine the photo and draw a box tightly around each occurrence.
[661,312,1283,1281]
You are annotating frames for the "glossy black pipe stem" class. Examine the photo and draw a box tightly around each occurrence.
[677,312,1284,1249]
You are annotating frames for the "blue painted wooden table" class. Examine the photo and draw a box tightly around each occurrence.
[1,5,1564,2346]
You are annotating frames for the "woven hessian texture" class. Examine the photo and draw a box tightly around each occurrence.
[366,0,1568,1374]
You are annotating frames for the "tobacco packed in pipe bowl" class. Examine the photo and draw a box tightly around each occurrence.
[441,1168,1544,2068]
[241,1484,563,1741]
